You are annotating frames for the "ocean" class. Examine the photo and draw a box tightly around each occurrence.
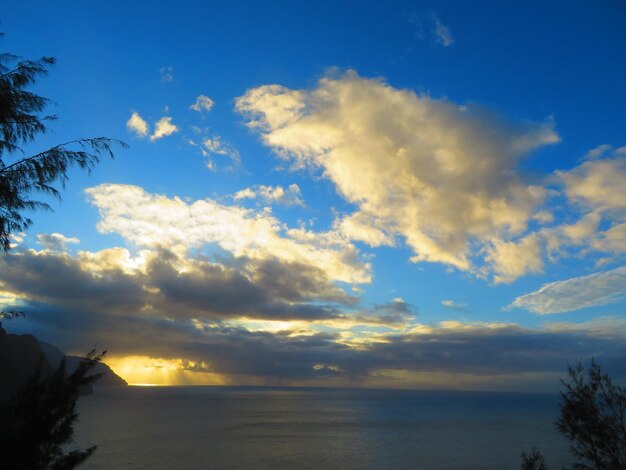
[74,386,573,469]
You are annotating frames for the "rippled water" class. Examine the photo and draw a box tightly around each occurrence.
[74,387,573,469]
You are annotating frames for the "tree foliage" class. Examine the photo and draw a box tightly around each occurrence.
[557,360,626,469]
[0,350,105,470]
[521,360,626,470]
[0,48,126,251]
[521,448,547,470]
[0,34,124,468]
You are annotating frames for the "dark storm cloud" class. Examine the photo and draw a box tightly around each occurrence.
[11,300,626,387]
[0,251,147,315]
[361,326,626,375]
[3,249,624,388]
[146,252,353,320]
[350,299,417,326]
[0,249,352,322]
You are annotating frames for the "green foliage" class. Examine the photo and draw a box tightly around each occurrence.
[0,350,105,470]
[558,360,626,469]
[0,48,126,252]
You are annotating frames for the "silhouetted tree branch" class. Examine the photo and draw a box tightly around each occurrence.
[558,360,626,469]
[0,31,124,469]
[521,448,547,470]
[0,350,106,470]
[0,46,126,252]
[521,360,626,470]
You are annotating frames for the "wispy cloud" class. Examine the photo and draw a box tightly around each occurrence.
[441,299,468,312]
[160,66,174,83]
[234,184,304,207]
[188,134,241,171]
[433,15,454,47]
[190,95,215,112]
[510,265,626,314]
[402,12,454,48]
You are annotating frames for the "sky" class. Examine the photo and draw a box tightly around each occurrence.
[1,0,625,390]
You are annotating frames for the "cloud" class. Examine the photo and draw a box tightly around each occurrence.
[234,184,304,207]
[8,295,625,389]
[0,248,353,323]
[150,116,179,141]
[544,316,626,340]
[433,15,454,46]
[486,234,544,284]
[542,146,626,261]
[160,66,174,83]
[402,12,455,49]
[36,233,80,252]
[85,183,370,284]
[201,136,239,164]
[190,95,215,112]
[353,298,417,326]
[441,300,467,312]
[237,71,559,282]
[334,211,395,247]
[2,245,624,389]
[126,111,149,138]
[509,265,626,314]
[559,147,626,214]
[188,132,241,170]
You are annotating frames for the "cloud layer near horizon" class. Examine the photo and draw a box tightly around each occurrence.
[1,243,624,389]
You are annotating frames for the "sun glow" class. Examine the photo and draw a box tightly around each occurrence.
[104,355,229,386]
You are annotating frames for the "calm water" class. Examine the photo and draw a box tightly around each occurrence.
[74,387,573,469]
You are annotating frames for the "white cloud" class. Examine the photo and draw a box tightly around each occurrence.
[441,299,467,312]
[126,112,149,138]
[234,184,304,207]
[36,233,80,252]
[203,136,233,155]
[584,144,613,160]
[190,95,215,112]
[433,16,454,47]
[543,146,626,260]
[160,66,174,83]
[202,136,240,167]
[85,184,370,284]
[559,152,626,214]
[335,211,395,248]
[237,71,559,282]
[486,234,544,284]
[188,132,241,171]
[510,265,626,314]
[150,117,179,141]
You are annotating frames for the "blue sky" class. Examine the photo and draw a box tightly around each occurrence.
[1,1,625,388]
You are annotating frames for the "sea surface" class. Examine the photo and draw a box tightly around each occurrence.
[74,386,573,469]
